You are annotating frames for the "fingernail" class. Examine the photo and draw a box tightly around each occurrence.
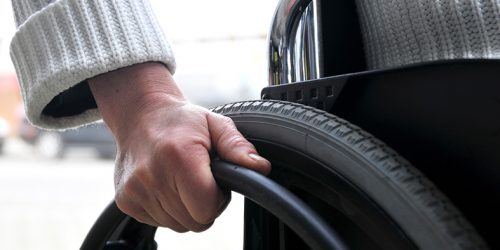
[249,153,264,161]
[249,153,271,167]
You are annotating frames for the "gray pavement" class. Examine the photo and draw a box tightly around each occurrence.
[0,138,243,250]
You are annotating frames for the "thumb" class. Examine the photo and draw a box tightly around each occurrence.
[207,113,271,175]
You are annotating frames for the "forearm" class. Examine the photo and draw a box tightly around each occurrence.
[88,62,185,139]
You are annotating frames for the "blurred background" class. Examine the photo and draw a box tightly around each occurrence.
[0,0,279,249]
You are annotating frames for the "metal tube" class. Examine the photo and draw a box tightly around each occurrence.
[268,0,323,85]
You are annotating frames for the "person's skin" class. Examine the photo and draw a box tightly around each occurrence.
[88,62,271,232]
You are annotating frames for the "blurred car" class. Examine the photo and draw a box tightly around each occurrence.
[18,117,116,159]
[0,117,9,154]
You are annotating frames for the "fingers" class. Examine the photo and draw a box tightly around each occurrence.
[115,197,160,227]
[143,194,189,232]
[155,190,215,232]
[115,163,213,232]
[115,172,188,231]
[207,113,271,175]
[115,141,229,232]
[166,143,231,226]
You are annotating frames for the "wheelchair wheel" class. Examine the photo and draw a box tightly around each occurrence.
[212,100,488,250]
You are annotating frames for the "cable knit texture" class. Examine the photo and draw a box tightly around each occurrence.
[10,0,176,129]
[355,0,500,69]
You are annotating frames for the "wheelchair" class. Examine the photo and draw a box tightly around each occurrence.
[81,0,499,249]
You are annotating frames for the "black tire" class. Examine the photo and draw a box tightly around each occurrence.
[212,100,488,250]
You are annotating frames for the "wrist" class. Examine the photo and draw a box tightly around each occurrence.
[88,62,185,137]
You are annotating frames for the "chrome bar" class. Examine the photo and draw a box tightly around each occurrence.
[312,0,323,79]
[268,0,323,85]
[293,4,316,81]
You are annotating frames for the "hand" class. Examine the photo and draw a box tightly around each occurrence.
[88,62,271,232]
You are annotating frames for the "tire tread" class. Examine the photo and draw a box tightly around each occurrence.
[212,100,488,249]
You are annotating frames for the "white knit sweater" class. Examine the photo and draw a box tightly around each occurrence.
[355,0,500,69]
[10,0,176,129]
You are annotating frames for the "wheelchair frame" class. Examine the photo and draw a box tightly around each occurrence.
[259,0,500,248]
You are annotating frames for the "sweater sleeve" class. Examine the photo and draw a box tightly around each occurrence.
[10,0,176,129]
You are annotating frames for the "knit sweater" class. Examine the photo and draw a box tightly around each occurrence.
[355,0,500,69]
[10,0,175,129]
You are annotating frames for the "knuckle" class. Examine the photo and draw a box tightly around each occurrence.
[121,174,148,202]
[114,199,130,215]
[115,195,140,219]
[217,126,249,148]
[226,135,251,148]
[131,164,155,187]
[219,136,253,158]
[133,164,151,183]
[121,183,137,202]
